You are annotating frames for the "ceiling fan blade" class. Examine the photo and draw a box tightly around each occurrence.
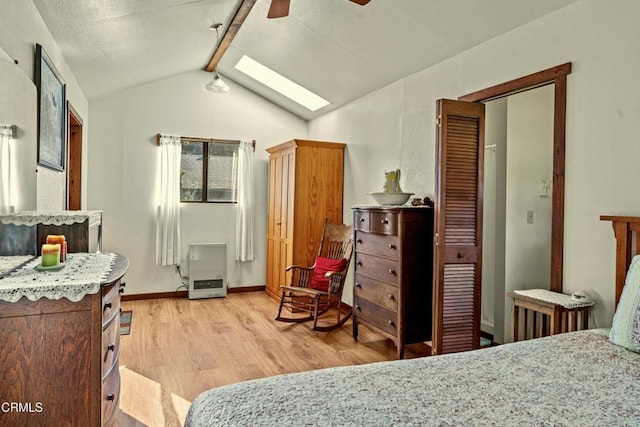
[349,0,371,5]
[268,0,290,18]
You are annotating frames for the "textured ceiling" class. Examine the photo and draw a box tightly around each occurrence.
[34,0,580,119]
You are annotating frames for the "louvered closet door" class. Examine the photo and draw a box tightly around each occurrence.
[432,99,485,355]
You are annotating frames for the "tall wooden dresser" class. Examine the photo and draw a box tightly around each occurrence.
[352,206,433,359]
[0,254,128,426]
[265,139,345,301]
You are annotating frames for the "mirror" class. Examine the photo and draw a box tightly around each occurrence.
[0,46,38,260]
[459,63,571,343]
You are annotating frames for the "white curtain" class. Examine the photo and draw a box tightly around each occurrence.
[156,134,182,266]
[235,141,254,261]
[0,127,13,214]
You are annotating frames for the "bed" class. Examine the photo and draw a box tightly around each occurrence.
[186,216,640,426]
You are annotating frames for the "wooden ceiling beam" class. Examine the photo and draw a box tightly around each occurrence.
[204,0,257,72]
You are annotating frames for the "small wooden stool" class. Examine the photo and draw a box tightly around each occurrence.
[508,289,595,342]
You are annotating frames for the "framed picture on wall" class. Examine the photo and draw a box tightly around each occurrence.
[35,43,66,171]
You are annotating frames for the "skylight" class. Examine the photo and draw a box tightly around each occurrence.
[234,55,330,112]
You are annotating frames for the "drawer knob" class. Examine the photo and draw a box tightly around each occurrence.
[103,301,112,311]
[388,269,396,275]
[388,294,394,300]
[360,218,365,222]
[119,287,125,294]
[107,393,115,401]
[357,261,362,266]
[381,219,389,224]
[107,343,115,352]
[388,244,395,249]
[355,283,362,289]
[356,239,362,244]
[120,282,126,288]
[355,305,361,311]
[388,320,395,326]
[457,251,465,259]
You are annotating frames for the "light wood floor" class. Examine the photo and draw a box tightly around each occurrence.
[118,291,430,426]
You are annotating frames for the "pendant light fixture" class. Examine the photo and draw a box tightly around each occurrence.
[204,23,230,93]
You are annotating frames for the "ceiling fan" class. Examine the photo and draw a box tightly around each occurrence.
[267,0,371,19]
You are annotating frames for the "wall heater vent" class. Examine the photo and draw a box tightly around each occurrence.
[188,243,227,299]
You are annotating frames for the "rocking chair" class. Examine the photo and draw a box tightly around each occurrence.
[274,221,353,331]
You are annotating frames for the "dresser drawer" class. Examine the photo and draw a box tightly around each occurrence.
[102,315,120,379]
[354,253,399,285]
[369,211,398,235]
[354,297,398,336]
[354,274,399,312]
[355,231,399,260]
[354,210,370,231]
[101,364,120,426]
[101,280,121,325]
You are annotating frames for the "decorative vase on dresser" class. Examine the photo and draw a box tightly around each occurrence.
[0,253,128,426]
[265,139,345,301]
[352,206,433,359]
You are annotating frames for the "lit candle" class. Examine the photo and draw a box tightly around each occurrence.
[46,235,67,263]
[41,244,61,267]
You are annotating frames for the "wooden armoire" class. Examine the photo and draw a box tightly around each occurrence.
[265,139,346,301]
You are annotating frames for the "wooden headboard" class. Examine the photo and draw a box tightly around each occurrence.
[600,215,640,306]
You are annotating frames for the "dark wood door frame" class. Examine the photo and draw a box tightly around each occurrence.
[458,62,572,293]
[66,102,83,210]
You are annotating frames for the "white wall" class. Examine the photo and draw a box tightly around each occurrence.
[309,0,640,327]
[0,0,89,212]
[88,71,306,295]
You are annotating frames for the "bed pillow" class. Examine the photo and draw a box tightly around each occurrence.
[310,257,347,292]
[609,255,640,353]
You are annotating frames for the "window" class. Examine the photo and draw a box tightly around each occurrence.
[180,139,239,203]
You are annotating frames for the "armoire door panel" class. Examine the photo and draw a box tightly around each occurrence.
[278,239,288,288]
[268,157,277,237]
[280,152,291,240]
[265,238,276,296]
[273,155,284,235]
[433,99,484,356]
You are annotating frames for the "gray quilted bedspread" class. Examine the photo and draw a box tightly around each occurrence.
[185,329,640,426]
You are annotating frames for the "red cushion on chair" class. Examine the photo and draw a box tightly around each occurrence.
[310,257,347,292]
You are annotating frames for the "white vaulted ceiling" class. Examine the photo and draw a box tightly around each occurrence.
[33,0,580,119]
